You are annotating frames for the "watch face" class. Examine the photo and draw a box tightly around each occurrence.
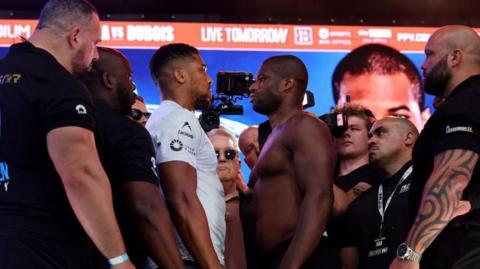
[397,243,408,257]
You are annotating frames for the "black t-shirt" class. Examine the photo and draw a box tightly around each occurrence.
[327,164,382,246]
[342,161,414,269]
[334,163,382,192]
[0,42,94,241]
[93,99,159,266]
[410,75,480,227]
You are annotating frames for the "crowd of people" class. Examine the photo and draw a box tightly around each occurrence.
[1,1,480,269]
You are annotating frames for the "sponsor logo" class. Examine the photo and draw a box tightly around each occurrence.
[182,121,192,131]
[446,125,474,134]
[150,156,158,178]
[0,162,11,191]
[294,27,313,45]
[75,104,87,115]
[178,122,194,139]
[399,183,410,194]
[170,139,183,151]
[358,28,392,38]
[397,32,430,42]
[0,74,21,85]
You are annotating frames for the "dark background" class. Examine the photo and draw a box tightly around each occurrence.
[1,0,480,26]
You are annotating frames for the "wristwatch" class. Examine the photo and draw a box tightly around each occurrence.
[396,243,422,262]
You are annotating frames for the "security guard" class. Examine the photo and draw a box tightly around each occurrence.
[391,25,480,269]
[341,118,418,269]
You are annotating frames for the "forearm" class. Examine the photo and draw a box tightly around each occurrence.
[63,167,126,258]
[333,185,348,216]
[280,192,332,268]
[135,202,184,269]
[405,149,478,254]
[170,198,221,269]
[225,200,247,269]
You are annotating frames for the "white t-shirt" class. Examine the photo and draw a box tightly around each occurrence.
[146,100,226,265]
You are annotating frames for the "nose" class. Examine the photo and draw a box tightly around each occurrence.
[249,81,257,94]
[368,136,376,148]
[92,46,100,62]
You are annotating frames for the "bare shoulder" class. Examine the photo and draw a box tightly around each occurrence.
[286,112,330,136]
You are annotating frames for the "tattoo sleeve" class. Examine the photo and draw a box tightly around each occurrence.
[406,149,479,253]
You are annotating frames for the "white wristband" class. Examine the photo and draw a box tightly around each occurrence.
[108,253,129,266]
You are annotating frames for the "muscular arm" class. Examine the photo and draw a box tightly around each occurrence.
[279,117,336,269]
[159,161,222,269]
[47,127,134,268]
[391,149,478,268]
[332,182,372,216]
[121,181,184,269]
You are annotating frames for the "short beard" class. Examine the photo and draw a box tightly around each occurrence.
[252,92,282,116]
[71,46,90,77]
[194,96,212,111]
[423,55,451,97]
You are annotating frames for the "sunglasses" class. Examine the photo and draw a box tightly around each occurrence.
[215,149,237,160]
[130,108,151,121]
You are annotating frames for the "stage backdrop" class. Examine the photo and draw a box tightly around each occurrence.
[1,19,462,180]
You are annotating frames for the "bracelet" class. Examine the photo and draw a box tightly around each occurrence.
[108,253,129,266]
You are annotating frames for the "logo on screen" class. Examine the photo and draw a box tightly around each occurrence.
[294,27,313,45]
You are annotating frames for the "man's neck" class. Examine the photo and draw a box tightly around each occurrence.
[29,31,72,75]
[445,70,480,98]
[268,105,302,129]
[222,179,237,196]
[382,154,411,178]
[338,155,369,176]
[161,90,195,111]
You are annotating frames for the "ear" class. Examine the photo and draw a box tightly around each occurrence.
[448,49,463,68]
[66,26,81,49]
[101,71,115,90]
[404,131,415,146]
[281,78,295,93]
[173,68,187,84]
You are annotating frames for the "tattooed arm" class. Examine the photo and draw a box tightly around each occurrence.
[390,149,478,269]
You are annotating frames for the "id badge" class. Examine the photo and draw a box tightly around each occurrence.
[368,227,391,257]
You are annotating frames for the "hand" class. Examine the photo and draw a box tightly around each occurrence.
[111,260,136,269]
[389,258,419,269]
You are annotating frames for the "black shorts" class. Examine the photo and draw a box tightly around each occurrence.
[261,237,341,269]
[421,224,480,269]
[0,234,106,269]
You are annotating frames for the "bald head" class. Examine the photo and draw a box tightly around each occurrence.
[238,126,260,169]
[81,47,135,114]
[430,25,480,65]
[374,117,419,138]
[369,117,418,173]
[263,55,308,94]
[96,47,130,74]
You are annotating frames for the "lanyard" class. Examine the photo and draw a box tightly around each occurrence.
[377,165,413,234]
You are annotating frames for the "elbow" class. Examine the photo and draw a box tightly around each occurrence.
[165,192,197,221]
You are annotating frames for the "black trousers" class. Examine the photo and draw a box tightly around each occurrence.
[421,224,480,269]
[0,233,104,269]
[261,238,340,269]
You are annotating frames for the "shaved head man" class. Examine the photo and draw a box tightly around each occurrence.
[341,117,418,269]
[391,25,480,269]
[238,126,260,170]
[250,55,335,268]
